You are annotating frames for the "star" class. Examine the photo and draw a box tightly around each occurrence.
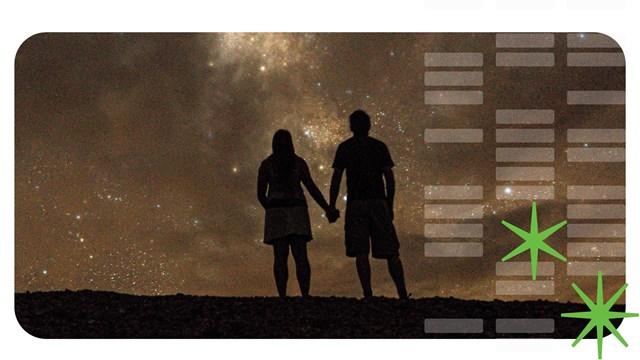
[561,271,638,359]
[501,202,567,280]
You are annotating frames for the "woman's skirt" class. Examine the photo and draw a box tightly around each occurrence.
[264,206,312,245]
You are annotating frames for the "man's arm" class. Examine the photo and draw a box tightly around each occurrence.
[329,168,344,209]
[382,167,395,220]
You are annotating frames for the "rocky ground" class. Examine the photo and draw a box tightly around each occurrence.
[14,290,622,338]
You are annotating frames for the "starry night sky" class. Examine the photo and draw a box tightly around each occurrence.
[15,33,625,301]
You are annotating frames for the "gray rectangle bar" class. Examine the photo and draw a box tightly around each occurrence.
[424,52,483,67]
[424,204,484,219]
[567,186,625,200]
[567,33,621,48]
[424,129,483,143]
[568,53,625,67]
[425,185,483,200]
[568,129,625,143]
[568,243,625,257]
[496,186,554,200]
[496,53,555,67]
[424,243,483,257]
[424,224,483,238]
[496,148,554,162]
[496,33,554,48]
[496,109,554,124]
[496,262,554,276]
[424,71,483,86]
[496,281,554,295]
[568,224,625,238]
[496,319,555,333]
[425,91,483,105]
[424,319,484,334]
[567,204,625,219]
[496,129,554,143]
[568,91,625,105]
[496,167,554,181]
[567,148,625,162]
[567,262,625,276]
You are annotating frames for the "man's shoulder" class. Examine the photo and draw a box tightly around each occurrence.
[366,136,389,148]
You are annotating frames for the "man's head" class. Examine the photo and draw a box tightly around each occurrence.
[349,110,371,136]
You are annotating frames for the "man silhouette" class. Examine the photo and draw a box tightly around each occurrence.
[329,110,408,299]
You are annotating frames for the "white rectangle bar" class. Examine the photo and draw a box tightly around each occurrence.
[424,319,484,334]
[424,129,483,143]
[568,129,625,143]
[567,148,625,162]
[424,204,484,219]
[567,186,625,200]
[424,71,483,86]
[496,319,555,333]
[424,243,483,257]
[567,205,625,219]
[496,53,554,67]
[496,33,554,48]
[496,148,554,162]
[567,91,625,105]
[567,0,625,10]
[496,110,554,124]
[496,167,554,181]
[496,0,554,10]
[568,53,625,67]
[568,243,625,257]
[425,186,483,200]
[425,91,483,105]
[568,224,625,238]
[496,281,554,295]
[567,33,621,48]
[496,129,554,143]
[496,262,554,276]
[496,186,554,200]
[425,0,483,10]
[424,52,483,67]
[424,224,483,238]
[567,262,625,276]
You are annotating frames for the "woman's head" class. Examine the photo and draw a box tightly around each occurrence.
[272,129,295,157]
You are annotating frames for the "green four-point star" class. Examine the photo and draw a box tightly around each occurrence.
[562,271,638,359]
[501,202,567,280]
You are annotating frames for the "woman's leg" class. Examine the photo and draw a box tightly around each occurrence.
[272,238,289,297]
[290,237,311,297]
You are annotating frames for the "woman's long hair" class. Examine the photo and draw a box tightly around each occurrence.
[271,129,296,189]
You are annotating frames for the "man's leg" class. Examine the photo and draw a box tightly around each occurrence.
[387,255,408,299]
[356,254,373,298]
[290,238,311,297]
[273,239,289,297]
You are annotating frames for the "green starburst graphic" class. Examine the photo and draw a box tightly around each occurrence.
[501,201,567,280]
[562,271,638,359]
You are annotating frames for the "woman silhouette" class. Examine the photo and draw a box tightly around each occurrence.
[257,129,338,297]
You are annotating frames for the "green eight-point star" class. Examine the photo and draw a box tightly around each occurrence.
[501,201,567,280]
[562,271,638,359]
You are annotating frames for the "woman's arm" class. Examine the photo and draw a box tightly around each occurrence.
[300,160,330,211]
[257,162,268,209]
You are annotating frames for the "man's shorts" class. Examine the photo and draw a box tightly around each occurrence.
[344,198,400,259]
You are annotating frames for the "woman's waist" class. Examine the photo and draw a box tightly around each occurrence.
[266,192,307,208]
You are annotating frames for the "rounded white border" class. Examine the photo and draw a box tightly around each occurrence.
[2,1,638,359]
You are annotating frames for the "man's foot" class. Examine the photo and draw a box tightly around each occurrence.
[398,289,410,300]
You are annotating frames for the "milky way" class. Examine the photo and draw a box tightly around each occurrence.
[15,33,624,301]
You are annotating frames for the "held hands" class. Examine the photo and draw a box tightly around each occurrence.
[325,206,340,223]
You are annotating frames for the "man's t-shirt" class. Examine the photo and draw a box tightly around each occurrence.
[332,136,394,201]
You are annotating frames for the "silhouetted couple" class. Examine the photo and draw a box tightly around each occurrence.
[257,110,408,299]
